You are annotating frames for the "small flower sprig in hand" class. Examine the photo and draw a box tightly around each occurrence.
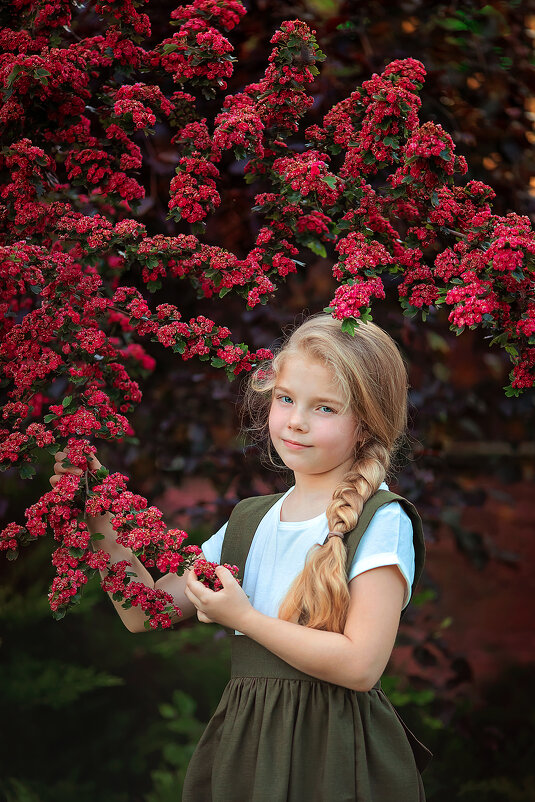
[192,557,240,590]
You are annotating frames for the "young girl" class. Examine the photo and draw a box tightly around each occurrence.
[51,313,432,802]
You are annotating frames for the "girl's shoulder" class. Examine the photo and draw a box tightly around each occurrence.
[230,491,286,518]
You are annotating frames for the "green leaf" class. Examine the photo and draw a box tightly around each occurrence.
[6,64,23,88]
[43,413,57,423]
[90,532,105,540]
[437,17,470,31]
[321,174,337,189]
[218,287,231,298]
[445,35,467,47]
[384,135,399,149]
[341,318,358,335]
[62,395,73,408]
[160,703,176,719]
[336,20,358,31]
[439,149,451,162]
[6,548,19,561]
[306,239,327,257]
[19,464,36,479]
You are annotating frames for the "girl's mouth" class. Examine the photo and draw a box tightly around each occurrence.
[282,439,311,450]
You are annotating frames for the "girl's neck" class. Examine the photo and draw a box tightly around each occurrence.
[292,457,354,499]
[282,462,353,521]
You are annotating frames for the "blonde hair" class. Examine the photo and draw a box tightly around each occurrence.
[243,313,408,633]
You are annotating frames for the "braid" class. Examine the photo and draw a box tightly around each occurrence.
[278,441,390,633]
[326,441,390,535]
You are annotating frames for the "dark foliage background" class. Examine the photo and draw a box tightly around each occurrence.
[1,1,535,800]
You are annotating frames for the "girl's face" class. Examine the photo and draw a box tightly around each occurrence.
[268,352,359,483]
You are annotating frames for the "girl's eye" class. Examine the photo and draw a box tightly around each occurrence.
[319,405,335,414]
[277,395,292,404]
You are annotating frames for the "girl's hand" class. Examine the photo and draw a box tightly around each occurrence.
[184,566,254,630]
[49,450,102,488]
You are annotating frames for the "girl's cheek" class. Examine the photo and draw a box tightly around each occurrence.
[268,403,282,433]
[268,407,277,441]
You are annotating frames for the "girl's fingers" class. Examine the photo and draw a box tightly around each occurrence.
[54,461,82,475]
[52,450,101,476]
[184,587,200,610]
[87,454,102,470]
[185,579,208,609]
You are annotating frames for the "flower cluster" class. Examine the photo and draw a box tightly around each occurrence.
[171,0,246,31]
[389,121,467,195]
[155,18,235,97]
[1,1,534,631]
[169,156,221,223]
[245,20,320,141]
[326,277,386,322]
[192,558,240,590]
[332,232,393,282]
[95,0,151,38]
[346,62,424,175]
[213,106,264,159]
[273,151,343,207]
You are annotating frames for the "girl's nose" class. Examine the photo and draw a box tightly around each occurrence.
[288,407,308,431]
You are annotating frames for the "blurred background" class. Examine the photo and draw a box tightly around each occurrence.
[1,1,535,800]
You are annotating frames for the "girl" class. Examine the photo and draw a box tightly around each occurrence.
[51,313,432,802]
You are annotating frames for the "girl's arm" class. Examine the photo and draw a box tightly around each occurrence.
[185,563,405,691]
[50,452,197,632]
[86,511,197,632]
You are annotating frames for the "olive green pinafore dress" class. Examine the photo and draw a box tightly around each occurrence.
[182,490,432,802]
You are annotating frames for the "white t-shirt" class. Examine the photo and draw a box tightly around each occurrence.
[201,482,416,632]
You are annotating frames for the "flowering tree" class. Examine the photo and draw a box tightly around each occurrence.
[1,0,534,628]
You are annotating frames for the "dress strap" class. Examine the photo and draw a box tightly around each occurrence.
[220,492,285,582]
[343,490,426,618]
[219,492,284,637]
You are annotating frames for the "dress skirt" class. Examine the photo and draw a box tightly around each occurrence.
[182,636,429,802]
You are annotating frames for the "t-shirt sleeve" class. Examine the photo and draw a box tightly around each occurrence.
[347,502,415,610]
[200,521,228,564]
